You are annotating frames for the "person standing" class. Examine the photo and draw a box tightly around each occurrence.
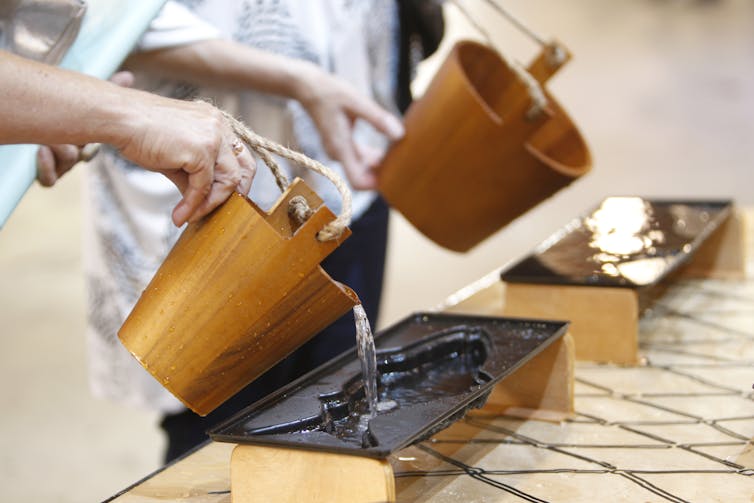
[76,0,443,463]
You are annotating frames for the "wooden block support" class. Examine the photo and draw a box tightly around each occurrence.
[474,333,575,421]
[680,209,747,280]
[497,209,747,365]
[231,445,395,503]
[443,278,576,413]
[503,283,639,364]
[443,277,639,365]
[229,334,574,503]
[228,279,578,502]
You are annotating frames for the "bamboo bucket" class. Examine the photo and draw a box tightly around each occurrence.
[118,178,358,416]
[378,40,592,252]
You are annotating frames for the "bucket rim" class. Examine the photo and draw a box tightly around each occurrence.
[450,39,513,127]
[524,86,592,178]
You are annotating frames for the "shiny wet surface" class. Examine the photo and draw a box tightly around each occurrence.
[501,198,731,288]
[2,1,753,500]
[209,313,567,458]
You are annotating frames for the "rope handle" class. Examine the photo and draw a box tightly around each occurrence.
[449,0,566,120]
[222,110,352,242]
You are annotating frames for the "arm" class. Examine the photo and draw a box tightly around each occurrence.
[0,50,255,226]
[35,71,135,189]
[125,39,404,189]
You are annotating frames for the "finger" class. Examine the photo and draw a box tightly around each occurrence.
[355,142,385,168]
[322,117,365,187]
[319,111,380,190]
[234,145,256,195]
[338,140,377,191]
[36,146,58,187]
[109,71,134,88]
[159,169,188,194]
[353,142,382,189]
[49,144,82,180]
[320,112,355,164]
[161,170,194,227]
[78,143,101,162]
[324,115,378,190]
[345,94,404,140]
[172,159,213,227]
[187,141,244,222]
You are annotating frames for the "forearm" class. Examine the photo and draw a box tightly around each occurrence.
[0,50,149,149]
[124,39,315,104]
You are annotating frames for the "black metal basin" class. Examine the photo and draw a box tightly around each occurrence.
[210,312,568,458]
[501,198,732,289]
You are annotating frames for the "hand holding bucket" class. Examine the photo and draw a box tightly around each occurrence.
[118,114,358,416]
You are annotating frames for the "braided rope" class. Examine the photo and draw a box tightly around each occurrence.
[449,0,549,119]
[288,195,314,226]
[221,110,352,242]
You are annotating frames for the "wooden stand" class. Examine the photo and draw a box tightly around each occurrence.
[476,332,574,421]
[231,445,395,503]
[680,209,747,280]
[442,281,575,418]
[229,330,574,503]
[501,209,747,364]
[503,283,639,364]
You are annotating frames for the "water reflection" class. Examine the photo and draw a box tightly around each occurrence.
[502,197,731,287]
[585,197,671,283]
[586,197,658,256]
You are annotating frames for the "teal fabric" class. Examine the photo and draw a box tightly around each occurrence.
[0,0,167,229]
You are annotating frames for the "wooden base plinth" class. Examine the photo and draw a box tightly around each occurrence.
[229,319,574,502]
[231,445,395,503]
[229,332,573,502]
[445,274,642,365]
[443,280,576,415]
[498,210,747,365]
[680,209,747,279]
[503,283,639,364]
[474,332,574,420]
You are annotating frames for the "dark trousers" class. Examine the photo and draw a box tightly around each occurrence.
[159,196,390,463]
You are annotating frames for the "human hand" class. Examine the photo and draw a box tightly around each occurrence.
[295,64,404,190]
[36,71,255,226]
[36,143,95,187]
[36,72,134,187]
[114,96,256,226]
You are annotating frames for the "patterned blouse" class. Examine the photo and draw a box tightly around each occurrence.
[84,0,399,412]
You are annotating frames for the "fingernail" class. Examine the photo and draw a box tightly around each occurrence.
[385,116,405,139]
[172,203,188,227]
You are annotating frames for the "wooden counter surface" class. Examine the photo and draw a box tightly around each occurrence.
[107,210,754,502]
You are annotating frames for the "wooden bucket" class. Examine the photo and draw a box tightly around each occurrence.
[118,178,358,416]
[378,40,592,252]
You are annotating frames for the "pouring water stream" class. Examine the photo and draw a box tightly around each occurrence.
[354,304,378,417]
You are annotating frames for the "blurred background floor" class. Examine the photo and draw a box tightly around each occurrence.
[1,0,752,501]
